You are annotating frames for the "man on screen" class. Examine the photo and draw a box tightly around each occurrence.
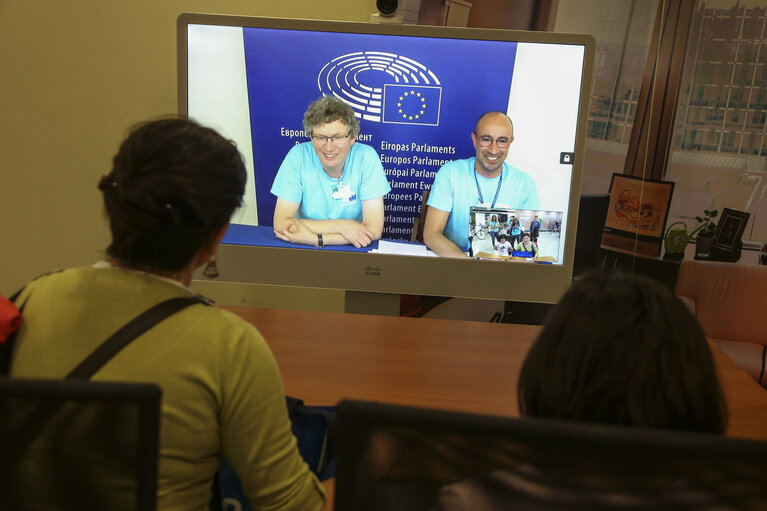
[530,215,541,242]
[271,96,390,248]
[423,112,540,257]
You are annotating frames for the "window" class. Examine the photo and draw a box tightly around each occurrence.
[554,0,659,192]
[667,1,766,244]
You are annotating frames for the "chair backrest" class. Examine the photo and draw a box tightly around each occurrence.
[598,246,683,288]
[675,259,767,345]
[572,194,610,276]
[0,377,161,511]
[410,189,431,243]
[335,400,767,511]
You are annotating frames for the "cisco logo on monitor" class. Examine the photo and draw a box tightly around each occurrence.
[317,52,442,126]
[364,265,384,277]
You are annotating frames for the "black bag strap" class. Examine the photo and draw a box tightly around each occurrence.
[8,294,210,467]
[67,295,208,379]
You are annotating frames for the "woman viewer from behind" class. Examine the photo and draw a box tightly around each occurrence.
[433,272,726,510]
[9,118,328,510]
[518,271,726,432]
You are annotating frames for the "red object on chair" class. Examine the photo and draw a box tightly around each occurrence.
[0,295,22,344]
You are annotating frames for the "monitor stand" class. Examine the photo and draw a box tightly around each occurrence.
[494,300,554,325]
[344,290,400,316]
[421,297,552,324]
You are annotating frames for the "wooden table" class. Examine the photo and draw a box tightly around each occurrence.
[224,307,767,441]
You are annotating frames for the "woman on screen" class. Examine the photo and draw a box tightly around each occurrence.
[9,118,329,510]
[509,217,522,245]
[488,215,500,245]
[271,96,391,248]
[512,232,539,258]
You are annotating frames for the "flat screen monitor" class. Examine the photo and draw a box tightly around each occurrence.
[178,14,595,304]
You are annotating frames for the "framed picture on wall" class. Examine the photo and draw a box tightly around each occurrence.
[601,173,675,257]
[714,208,750,251]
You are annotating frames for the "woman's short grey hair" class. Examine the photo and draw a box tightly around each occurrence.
[303,96,360,138]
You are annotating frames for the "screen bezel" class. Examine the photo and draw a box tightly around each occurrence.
[178,13,595,303]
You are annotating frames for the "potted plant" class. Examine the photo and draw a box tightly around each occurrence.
[693,209,718,259]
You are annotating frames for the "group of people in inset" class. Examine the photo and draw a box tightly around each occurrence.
[478,212,543,259]
[270,96,541,258]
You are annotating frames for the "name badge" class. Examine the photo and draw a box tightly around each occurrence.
[333,183,356,203]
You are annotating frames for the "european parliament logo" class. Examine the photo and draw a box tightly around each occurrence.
[317,51,442,126]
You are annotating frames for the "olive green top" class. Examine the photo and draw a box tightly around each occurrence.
[11,265,325,511]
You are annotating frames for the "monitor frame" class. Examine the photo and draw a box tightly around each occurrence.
[178,13,595,304]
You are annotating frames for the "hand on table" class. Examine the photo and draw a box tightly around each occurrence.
[338,220,375,248]
[274,219,318,246]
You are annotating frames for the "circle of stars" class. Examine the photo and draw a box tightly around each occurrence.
[397,90,427,120]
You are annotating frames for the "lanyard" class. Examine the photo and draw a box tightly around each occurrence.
[474,166,503,208]
[330,168,345,194]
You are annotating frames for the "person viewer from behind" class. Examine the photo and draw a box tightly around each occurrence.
[518,271,726,431]
[423,112,540,257]
[271,96,391,248]
[9,118,328,510]
[433,271,726,510]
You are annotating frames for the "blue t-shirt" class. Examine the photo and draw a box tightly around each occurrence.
[427,158,540,252]
[270,142,391,222]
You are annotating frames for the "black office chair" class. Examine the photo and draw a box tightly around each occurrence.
[572,193,610,277]
[598,245,684,289]
[0,377,161,511]
[410,189,431,243]
[335,400,767,511]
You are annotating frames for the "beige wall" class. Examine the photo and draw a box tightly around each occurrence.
[0,1,375,309]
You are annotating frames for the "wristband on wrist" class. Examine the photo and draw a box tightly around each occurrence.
[317,233,324,248]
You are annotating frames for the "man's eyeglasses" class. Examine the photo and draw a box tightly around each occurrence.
[310,131,352,144]
[477,135,512,148]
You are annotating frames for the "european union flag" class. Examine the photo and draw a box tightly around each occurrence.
[382,84,442,126]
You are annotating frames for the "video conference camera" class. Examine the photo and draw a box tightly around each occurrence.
[376,0,398,17]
